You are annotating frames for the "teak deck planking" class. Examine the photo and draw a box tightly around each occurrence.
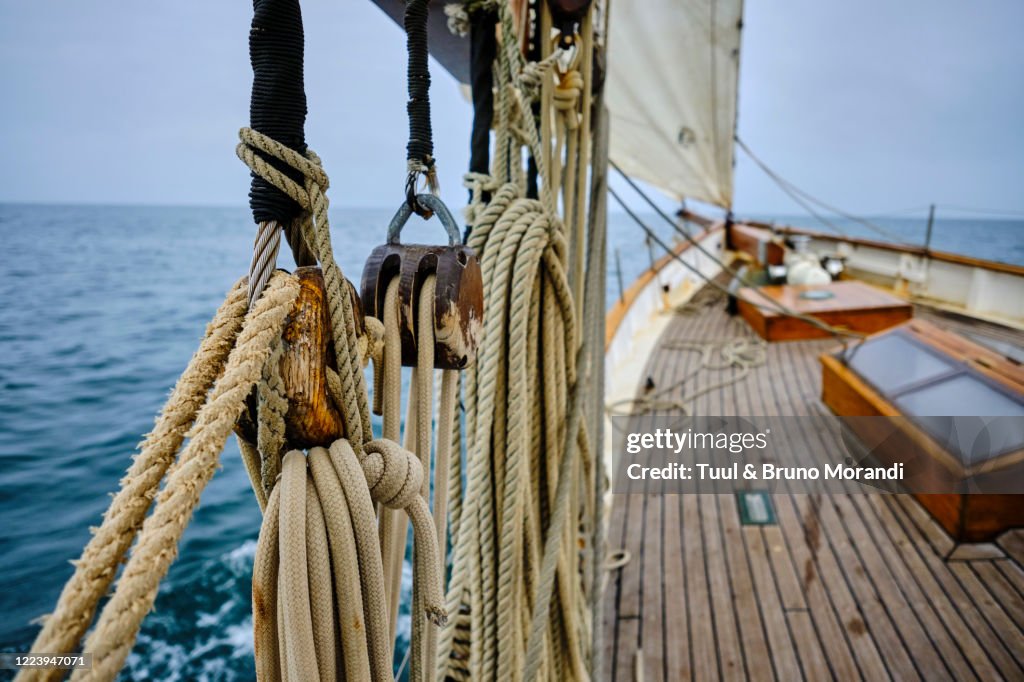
[603,288,1024,681]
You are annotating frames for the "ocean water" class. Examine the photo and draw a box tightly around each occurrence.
[0,203,1020,680]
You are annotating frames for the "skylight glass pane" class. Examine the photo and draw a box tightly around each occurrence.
[845,333,955,395]
[895,375,1024,464]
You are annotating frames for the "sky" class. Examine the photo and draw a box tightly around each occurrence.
[0,0,1022,218]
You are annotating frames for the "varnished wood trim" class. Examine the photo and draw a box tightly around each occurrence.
[760,222,1024,277]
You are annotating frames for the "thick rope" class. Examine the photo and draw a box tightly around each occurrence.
[307,445,377,681]
[239,436,268,511]
[362,439,447,626]
[257,338,288,498]
[439,185,593,681]
[253,483,282,682]
[278,451,318,682]
[326,439,393,681]
[18,279,248,682]
[436,2,601,678]
[424,367,457,682]
[70,271,299,681]
[410,276,438,682]
[305,475,337,682]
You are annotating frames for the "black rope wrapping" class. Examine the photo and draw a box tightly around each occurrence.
[468,7,497,201]
[526,7,541,201]
[405,0,434,213]
[248,0,308,226]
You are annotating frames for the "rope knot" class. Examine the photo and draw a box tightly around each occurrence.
[237,128,329,211]
[444,3,471,36]
[554,70,583,129]
[360,439,423,510]
[356,438,448,626]
[359,316,385,369]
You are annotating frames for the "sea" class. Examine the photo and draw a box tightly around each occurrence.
[0,203,1020,680]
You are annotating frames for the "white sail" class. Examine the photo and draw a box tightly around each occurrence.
[606,0,744,208]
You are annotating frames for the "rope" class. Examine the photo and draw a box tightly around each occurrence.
[249,220,283,307]
[604,550,630,571]
[306,444,376,680]
[605,338,767,418]
[239,436,268,511]
[326,438,394,680]
[363,439,447,626]
[253,482,282,682]
[18,278,248,682]
[304,474,336,682]
[278,450,318,681]
[410,276,439,682]
[436,3,600,679]
[439,187,592,679]
[69,271,300,681]
[735,137,912,245]
[257,338,288,499]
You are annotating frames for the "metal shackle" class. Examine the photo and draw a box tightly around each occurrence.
[387,194,462,246]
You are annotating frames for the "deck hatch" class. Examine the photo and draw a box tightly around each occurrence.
[842,327,1024,464]
[736,490,777,525]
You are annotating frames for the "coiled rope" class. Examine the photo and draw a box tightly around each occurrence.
[605,337,768,418]
[437,2,599,680]
[237,126,452,682]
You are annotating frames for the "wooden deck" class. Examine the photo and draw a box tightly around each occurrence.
[603,289,1024,681]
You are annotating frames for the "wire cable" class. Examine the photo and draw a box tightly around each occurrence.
[938,204,1024,219]
[607,184,863,343]
[735,137,914,245]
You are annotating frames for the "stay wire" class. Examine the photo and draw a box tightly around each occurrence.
[606,183,863,344]
[735,137,912,245]
[938,204,1024,219]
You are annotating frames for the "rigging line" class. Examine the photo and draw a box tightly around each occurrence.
[612,158,789,284]
[730,145,850,237]
[733,137,858,237]
[607,185,862,343]
[757,174,851,237]
[938,204,1024,219]
[858,205,932,217]
[735,137,914,245]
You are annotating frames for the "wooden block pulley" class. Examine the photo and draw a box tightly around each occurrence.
[360,194,483,370]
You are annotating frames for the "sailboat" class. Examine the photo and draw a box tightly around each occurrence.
[18,0,1022,680]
